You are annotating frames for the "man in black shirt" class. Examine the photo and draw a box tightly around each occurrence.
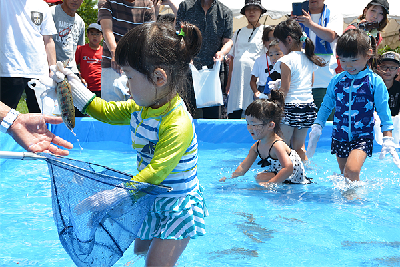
[176,0,233,118]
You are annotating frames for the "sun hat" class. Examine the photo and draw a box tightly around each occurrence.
[380,51,400,65]
[87,23,102,33]
[368,0,389,14]
[240,0,267,15]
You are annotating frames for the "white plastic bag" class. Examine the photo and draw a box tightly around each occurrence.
[190,60,223,108]
[113,74,131,100]
[28,77,61,116]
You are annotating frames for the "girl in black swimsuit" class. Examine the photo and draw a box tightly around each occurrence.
[220,89,311,185]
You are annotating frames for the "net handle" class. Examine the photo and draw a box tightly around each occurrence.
[0,151,46,160]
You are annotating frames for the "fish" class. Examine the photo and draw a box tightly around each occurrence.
[56,77,75,130]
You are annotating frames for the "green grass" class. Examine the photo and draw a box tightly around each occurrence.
[16,92,29,114]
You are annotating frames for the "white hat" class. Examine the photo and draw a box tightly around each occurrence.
[87,23,102,32]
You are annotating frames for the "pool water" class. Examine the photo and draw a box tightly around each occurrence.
[1,119,400,266]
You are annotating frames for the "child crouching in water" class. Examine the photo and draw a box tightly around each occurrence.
[307,29,395,181]
[220,89,312,185]
[53,22,207,267]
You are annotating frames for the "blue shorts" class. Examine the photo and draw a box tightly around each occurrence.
[331,137,373,158]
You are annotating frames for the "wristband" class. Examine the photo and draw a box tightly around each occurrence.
[0,109,20,133]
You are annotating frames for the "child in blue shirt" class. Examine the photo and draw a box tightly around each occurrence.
[307,28,396,181]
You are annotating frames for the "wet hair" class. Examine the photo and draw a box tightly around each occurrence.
[262,25,275,43]
[273,19,326,67]
[359,3,388,31]
[115,22,202,116]
[336,28,373,58]
[245,89,285,136]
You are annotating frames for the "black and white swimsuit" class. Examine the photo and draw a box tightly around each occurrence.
[256,140,311,184]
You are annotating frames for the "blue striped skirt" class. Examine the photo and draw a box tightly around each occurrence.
[137,185,208,240]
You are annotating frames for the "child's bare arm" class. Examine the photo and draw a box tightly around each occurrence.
[220,143,258,182]
[250,75,260,97]
[279,63,291,98]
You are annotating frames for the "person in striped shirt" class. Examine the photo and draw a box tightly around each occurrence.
[98,0,156,101]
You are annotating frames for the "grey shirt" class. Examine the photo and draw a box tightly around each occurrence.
[176,0,233,70]
[51,4,85,73]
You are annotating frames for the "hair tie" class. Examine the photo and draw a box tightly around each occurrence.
[300,32,307,42]
[176,28,185,37]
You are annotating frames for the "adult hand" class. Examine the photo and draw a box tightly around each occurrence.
[295,10,312,28]
[380,136,400,168]
[306,124,322,158]
[8,113,73,156]
[110,50,122,74]
[213,51,225,62]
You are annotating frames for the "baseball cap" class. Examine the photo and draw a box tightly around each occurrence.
[380,51,400,65]
[369,0,389,14]
[87,23,102,32]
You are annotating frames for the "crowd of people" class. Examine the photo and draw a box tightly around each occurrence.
[0,0,399,266]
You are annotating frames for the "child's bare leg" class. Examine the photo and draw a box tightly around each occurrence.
[336,149,367,181]
[291,128,309,161]
[145,237,190,267]
[336,156,347,175]
[281,124,294,147]
[256,172,276,186]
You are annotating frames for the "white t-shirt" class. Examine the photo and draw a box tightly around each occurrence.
[51,5,85,74]
[251,54,273,86]
[308,8,343,88]
[275,51,316,104]
[0,0,57,78]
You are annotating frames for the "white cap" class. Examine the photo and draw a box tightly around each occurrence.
[87,23,102,32]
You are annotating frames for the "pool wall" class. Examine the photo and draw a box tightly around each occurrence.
[1,117,381,156]
[51,118,332,146]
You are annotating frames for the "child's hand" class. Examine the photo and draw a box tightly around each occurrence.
[219,177,227,182]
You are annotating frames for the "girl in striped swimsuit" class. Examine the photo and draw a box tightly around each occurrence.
[56,22,207,266]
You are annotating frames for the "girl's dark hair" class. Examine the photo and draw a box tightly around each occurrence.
[273,19,326,67]
[262,25,275,43]
[359,3,388,31]
[336,28,373,58]
[115,22,202,116]
[245,89,285,136]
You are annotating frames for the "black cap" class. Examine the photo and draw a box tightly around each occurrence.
[369,0,389,14]
[240,0,267,15]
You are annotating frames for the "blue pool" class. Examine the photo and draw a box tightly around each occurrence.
[1,119,400,267]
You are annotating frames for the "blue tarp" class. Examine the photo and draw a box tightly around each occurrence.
[45,118,334,146]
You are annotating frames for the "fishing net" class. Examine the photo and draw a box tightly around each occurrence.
[42,153,170,267]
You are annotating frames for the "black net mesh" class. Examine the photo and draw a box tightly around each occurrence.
[42,153,170,267]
